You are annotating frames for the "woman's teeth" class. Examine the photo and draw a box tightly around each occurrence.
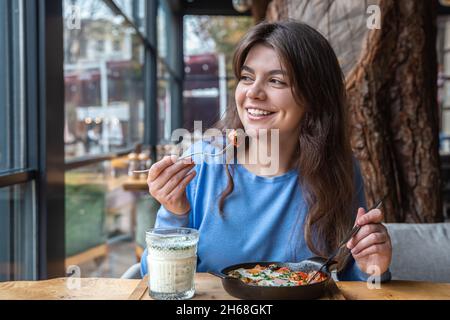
[247,108,274,116]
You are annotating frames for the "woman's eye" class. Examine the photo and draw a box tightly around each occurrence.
[270,78,285,85]
[239,75,253,82]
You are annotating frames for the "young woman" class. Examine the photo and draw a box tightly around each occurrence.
[141,21,392,281]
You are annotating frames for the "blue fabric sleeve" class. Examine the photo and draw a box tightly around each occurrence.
[340,259,392,282]
[154,206,191,228]
[140,248,148,277]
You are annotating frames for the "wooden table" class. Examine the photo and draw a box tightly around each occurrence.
[1,274,450,300]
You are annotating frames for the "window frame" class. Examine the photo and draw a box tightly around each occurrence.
[0,0,184,279]
[0,0,41,280]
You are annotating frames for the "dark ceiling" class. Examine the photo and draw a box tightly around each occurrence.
[181,0,252,16]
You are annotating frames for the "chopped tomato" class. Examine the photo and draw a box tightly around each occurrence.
[276,267,290,274]
[289,272,307,281]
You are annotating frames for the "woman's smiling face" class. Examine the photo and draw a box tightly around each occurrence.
[235,44,305,137]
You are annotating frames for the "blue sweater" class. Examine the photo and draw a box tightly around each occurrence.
[140,140,391,281]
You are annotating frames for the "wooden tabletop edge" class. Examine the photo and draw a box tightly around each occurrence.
[128,276,148,300]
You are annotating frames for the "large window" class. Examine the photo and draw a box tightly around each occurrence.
[0,0,183,280]
[0,0,37,281]
[0,0,26,172]
[64,0,145,160]
[61,0,171,277]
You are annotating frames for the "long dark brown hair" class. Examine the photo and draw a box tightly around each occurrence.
[214,21,355,270]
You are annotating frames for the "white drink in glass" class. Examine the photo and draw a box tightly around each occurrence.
[146,228,199,300]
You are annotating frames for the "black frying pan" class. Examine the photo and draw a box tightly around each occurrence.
[208,256,337,300]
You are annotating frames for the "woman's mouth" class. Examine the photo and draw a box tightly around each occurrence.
[246,108,277,121]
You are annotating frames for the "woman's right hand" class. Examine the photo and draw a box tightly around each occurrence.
[147,155,196,215]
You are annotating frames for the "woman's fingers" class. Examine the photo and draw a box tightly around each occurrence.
[147,155,177,182]
[347,223,386,249]
[350,232,389,256]
[145,154,196,215]
[148,159,194,191]
[352,242,391,260]
[167,170,197,199]
[347,207,386,249]
[353,207,365,226]
[349,207,392,273]
[148,155,193,182]
[159,165,195,196]
[356,208,384,226]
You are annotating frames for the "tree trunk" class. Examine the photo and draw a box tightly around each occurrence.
[346,0,441,222]
[266,0,442,222]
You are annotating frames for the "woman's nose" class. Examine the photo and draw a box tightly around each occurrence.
[246,82,266,100]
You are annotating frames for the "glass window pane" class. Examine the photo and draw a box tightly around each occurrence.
[65,159,147,277]
[0,182,37,281]
[157,79,171,143]
[0,0,27,172]
[65,163,109,260]
[184,15,253,77]
[183,15,253,131]
[438,16,450,149]
[157,61,171,143]
[113,0,146,34]
[157,3,168,61]
[113,0,133,19]
[63,0,145,160]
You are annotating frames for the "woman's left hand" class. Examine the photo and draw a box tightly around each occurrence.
[346,207,392,275]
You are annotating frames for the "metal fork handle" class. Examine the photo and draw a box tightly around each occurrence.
[132,143,234,173]
[338,225,362,250]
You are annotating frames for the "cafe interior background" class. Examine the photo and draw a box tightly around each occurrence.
[1,0,450,283]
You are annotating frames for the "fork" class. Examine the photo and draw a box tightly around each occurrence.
[132,142,234,173]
